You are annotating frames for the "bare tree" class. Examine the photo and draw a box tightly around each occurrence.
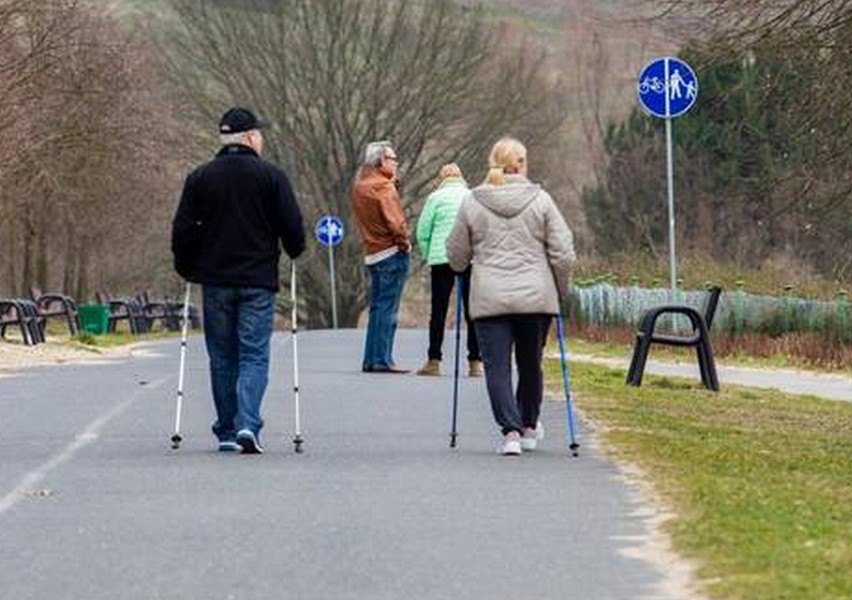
[0,0,188,299]
[654,0,852,51]
[158,0,568,327]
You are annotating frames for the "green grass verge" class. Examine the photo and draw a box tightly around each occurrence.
[545,359,852,600]
[68,330,181,349]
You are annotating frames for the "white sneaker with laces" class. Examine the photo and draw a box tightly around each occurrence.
[521,421,545,451]
[499,431,522,456]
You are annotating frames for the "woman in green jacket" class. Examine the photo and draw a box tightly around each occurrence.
[415,163,482,377]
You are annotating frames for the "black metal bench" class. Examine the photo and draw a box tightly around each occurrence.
[95,292,149,335]
[626,286,722,391]
[0,299,45,345]
[31,288,80,336]
[139,291,182,332]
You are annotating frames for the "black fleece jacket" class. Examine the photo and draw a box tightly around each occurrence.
[171,144,305,291]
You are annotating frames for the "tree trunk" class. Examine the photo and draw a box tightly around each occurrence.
[63,222,75,294]
[21,212,35,297]
[35,203,49,293]
[4,217,17,296]
[76,242,90,302]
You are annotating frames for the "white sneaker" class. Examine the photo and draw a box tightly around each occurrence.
[499,431,522,456]
[520,430,537,451]
[521,422,545,451]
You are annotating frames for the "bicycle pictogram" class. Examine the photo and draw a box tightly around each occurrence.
[638,76,666,95]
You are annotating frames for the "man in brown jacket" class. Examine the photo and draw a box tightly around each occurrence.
[351,141,411,373]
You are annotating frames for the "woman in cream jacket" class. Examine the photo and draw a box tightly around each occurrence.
[446,138,576,455]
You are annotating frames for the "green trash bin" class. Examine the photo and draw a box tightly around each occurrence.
[78,304,110,335]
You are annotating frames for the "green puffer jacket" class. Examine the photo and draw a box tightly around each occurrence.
[416,177,469,266]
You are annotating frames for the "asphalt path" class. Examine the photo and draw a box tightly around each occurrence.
[1,329,689,600]
[566,353,851,402]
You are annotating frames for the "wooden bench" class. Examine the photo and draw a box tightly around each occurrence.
[626,286,722,391]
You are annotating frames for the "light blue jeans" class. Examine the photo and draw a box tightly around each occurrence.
[202,285,275,441]
[363,252,409,371]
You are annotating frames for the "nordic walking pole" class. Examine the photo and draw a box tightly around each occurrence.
[171,282,192,450]
[556,311,580,457]
[290,261,304,454]
[449,275,463,448]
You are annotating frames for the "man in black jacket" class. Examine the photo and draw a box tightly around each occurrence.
[172,107,305,454]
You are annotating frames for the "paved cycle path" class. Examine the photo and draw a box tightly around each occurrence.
[567,353,851,401]
[1,329,690,600]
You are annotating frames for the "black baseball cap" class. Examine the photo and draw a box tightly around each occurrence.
[218,107,270,134]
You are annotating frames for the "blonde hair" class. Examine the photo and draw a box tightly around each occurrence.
[485,137,527,186]
[437,163,464,182]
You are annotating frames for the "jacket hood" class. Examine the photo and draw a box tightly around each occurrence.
[471,179,542,218]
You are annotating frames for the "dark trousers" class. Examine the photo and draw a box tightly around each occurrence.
[475,314,552,435]
[428,264,479,361]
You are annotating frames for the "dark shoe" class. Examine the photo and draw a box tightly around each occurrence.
[217,440,241,452]
[368,364,410,374]
[236,429,264,454]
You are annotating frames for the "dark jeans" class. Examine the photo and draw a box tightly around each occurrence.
[202,285,276,441]
[363,252,409,370]
[475,314,552,435]
[427,264,479,361]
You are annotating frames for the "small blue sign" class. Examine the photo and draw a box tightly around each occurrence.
[637,57,698,119]
[315,215,344,247]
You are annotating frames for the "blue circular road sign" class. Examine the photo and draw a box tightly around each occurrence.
[637,57,698,119]
[315,215,344,247]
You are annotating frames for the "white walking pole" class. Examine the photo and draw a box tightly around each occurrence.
[171,282,192,449]
[290,262,304,453]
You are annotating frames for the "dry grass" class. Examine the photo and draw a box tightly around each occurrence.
[571,324,852,372]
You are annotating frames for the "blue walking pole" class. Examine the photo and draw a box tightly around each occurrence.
[449,275,463,448]
[556,311,580,457]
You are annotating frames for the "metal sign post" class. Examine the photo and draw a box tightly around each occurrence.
[314,214,344,328]
[637,56,698,293]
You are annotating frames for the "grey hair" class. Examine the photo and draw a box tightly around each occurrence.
[363,140,393,166]
[219,131,254,146]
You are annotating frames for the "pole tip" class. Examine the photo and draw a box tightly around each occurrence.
[570,443,579,457]
[449,433,458,448]
[293,436,304,454]
[170,434,182,450]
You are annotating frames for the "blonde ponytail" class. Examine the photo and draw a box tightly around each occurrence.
[485,165,506,186]
[484,137,527,186]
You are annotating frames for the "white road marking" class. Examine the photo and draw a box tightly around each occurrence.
[0,378,166,517]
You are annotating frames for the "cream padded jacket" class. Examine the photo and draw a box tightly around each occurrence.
[446,177,576,320]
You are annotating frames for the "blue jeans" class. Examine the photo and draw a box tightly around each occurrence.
[202,285,275,441]
[363,252,409,370]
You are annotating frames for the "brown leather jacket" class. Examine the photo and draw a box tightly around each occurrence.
[350,165,411,256]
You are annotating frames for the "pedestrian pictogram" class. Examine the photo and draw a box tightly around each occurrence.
[637,57,698,119]
[636,57,700,294]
